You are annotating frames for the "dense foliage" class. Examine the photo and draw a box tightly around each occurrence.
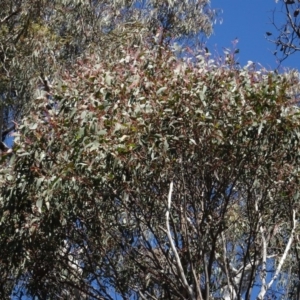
[0,0,216,149]
[0,43,300,299]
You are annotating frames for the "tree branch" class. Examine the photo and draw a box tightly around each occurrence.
[165,181,195,300]
[221,232,237,300]
[256,198,267,298]
[0,9,21,25]
[257,209,297,299]
[2,124,15,141]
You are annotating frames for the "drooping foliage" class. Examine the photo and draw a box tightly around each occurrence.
[1,43,300,299]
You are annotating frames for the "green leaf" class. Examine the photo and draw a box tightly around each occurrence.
[156,87,167,95]
[29,123,38,130]
[36,199,43,212]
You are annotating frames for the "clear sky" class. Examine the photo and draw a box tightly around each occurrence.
[206,0,300,71]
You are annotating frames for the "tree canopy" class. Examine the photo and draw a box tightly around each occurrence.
[1,42,300,299]
[0,0,216,152]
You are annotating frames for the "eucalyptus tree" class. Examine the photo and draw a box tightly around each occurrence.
[0,0,216,153]
[1,41,300,299]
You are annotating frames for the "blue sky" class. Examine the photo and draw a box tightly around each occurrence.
[206,0,300,71]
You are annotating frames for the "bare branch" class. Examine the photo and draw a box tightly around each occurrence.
[256,198,267,298]
[221,232,237,300]
[257,209,297,299]
[2,124,15,141]
[165,181,195,300]
[270,1,300,61]
[0,9,21,25]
